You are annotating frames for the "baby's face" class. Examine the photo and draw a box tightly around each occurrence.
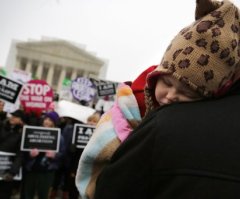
[154,75,202,106]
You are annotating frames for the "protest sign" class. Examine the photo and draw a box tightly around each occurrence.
[19,80,53,112]
[21,125,60,152]
[0,151,22,180]
[0,75,23,104]
[71,77,96,102]
[10,68,31,84]
[72,124,95,149]
[90,78,118,97]
[97,83,116,96]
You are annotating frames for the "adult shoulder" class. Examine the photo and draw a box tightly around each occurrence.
[95,93,240,199]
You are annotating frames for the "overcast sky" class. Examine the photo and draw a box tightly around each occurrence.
[1,0,240,82]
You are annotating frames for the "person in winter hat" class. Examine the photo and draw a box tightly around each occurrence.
[145,0,240,115]
[22,110,64,199]
[0,109,26,199]
[75,65,157,199]
[92,1,240,199]
[76,1,240,197]
[43,111,60,127]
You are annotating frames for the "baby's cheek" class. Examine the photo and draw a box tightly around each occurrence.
[180,95,193,102]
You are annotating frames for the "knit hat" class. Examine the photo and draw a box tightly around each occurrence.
[11,109,26,123]
[146,0,240,102]
[131,65,157,117]
[44,111,59,125]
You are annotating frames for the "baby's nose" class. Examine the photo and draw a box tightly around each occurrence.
[166,89,179,102]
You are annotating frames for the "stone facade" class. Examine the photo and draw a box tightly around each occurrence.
[6,39,107,92]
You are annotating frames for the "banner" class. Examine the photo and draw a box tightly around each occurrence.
[10,68,31,84]
[0,151,22,180]
[90,78,118,97]
[71,77,96,102]
[97,83,116,96]
[72,124,95,149]
[0,75,23,104]
[21,125,61,152]
[19,80,53,112]
[59,78,73,101]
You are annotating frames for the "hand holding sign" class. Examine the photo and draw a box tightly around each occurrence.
[45,150,56,159]
[30,148,39,157]
[0,75,23,104]
[72,124,96,149]
[0,152,22,181]
[21,126,60,152]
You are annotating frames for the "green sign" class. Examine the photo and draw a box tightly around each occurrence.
[62,78,71,86]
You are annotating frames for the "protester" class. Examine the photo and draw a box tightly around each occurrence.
[22,111,65,199]
[0,100,7,122]
[0,109,26,199]
[49,112,101,199]
[86,112,101,126]
[66,113,100,199]
[55,112,101,199]
[93,0,240,198]
[49,116,81,199]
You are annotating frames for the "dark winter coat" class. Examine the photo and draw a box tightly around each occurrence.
[94,92,240,199]
[62,123,84,172]
[0,121,23,175]
[0,111,7,122]
[23,135,65,172]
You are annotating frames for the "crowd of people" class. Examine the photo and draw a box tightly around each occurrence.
[0,99,101,199]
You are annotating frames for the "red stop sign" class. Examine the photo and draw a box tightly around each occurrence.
[19,80,53,113]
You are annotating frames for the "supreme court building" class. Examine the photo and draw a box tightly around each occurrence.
[5,38,107,92]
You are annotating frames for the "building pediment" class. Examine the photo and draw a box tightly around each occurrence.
[16,40,104,65]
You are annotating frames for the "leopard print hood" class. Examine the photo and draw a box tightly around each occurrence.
[146,0,240,98]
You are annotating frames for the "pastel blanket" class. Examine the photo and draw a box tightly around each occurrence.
[75,83,141,199]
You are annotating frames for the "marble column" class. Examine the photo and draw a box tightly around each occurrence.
[15,57,21,69]
[57,68,66,92]
[46,64,54,86]
[25,60,32,73]
[83,70,88,77]
[71,68,77,80]
[36,62,44,79]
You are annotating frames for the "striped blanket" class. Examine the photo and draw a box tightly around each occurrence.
[75,82,142,199]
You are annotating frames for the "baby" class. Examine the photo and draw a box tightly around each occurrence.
[76,0,240,198]
[75,64,203,199]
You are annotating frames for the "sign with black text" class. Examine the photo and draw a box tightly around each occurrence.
[0,151,22,180]
[21,125,60,152]
[97,83,116,96]
[72,124,95,149]
[0,75,23,104]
